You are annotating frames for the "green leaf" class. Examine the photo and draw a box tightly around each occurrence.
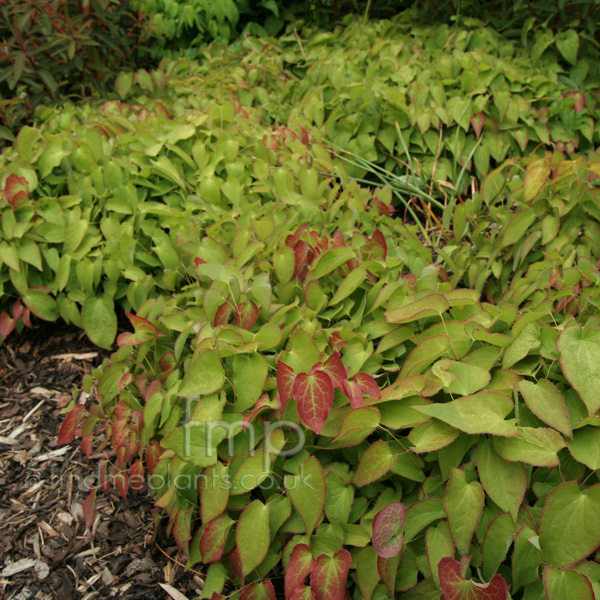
[286,456,326,537]
[482,512,515,580]
[236,500,270,576]
[513,526,542,591]
[477,437,526,521]
[408,419,460,453]
[23,290,59,321]
[230,450,271,495]
[329,407,380,448]
[233,353,268,412]
[404,497,446,543]
[426,521,454,587]
[178,349,225,397]
[443,468,484,554]
[518,380,572,438]
[115,72,133,99]
[329,267,366,306]
[501,209,536,248]
[356,547,380,600]
[81,296,117,350]
[558,325,600,415]
[399,334,450,377]
[555,30,579,66]
[432,359,491,396]
[566,426,600,470]
[200,462,229,524]
[540,482,600,568]
[0,241,20,271]
[352,441,397,487]
[385,293,449,324]
[38,135,71,178]
[414,391,518,436]
[309,247,355,280]
[16,126,41,162]
[543,567,594,600]
[325,473,354,523]
[494,426,565,467]
[523,156,552,203]
[162,422,227,467]
[284,328,321,373]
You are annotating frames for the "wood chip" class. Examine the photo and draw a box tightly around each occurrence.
[158,583,191,600]
[50,352,98,361]
[1,558,50,580]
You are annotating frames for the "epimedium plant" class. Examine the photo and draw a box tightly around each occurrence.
[57,148,600,599]
[1,13,600,600]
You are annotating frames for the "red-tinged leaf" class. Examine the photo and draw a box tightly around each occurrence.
[146,441,162,474]
[118,373,133,391]
[230,548,243,578]
[299,126,310,146]
[277,361,295,412]
[126,312,159,335]
[3,174,29,209]
[199,514,235,564]
[355,372,381,398]
[210,595,224,600]
[352,441,397,487]
[57,405,85,445]
[235,300,259,330]
[159,351,176,373]
[285,543,315,598]
[12,300,24,320]
[293,371,334,434]
[99,460,110,492]
[117,312,163,346]
[294,241,310,278]
[194,257,207,267]
[372,198,395,217]
[438,556,509,600]
[115,472,128,500]
[378,554,401,596]
[130,459,145,492]
[214,302,232,326]
[290,587,316,600]
[564,91,586,113]
[368,229,387,260]
[329,332,348,353]
[0,312,16,338]
[144,379,162,402]
[286,224,309,248]
[322,352,348,390]
[332,230,346,247]
[81,434,93,460]
[310,549,352,600]
[471,113,486,139]
[344,379,363,409]
[83,489,96,530]
[21,307,31,328]
[372,501,406,558]
[243,394,280,429]
[173,507,193,554]
[240,581,276,600]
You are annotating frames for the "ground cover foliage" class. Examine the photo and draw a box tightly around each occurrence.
[1,12,600,600]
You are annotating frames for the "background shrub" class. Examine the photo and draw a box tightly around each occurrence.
[0,0,154,143]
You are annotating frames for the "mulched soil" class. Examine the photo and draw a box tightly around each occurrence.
[0,324,204,600]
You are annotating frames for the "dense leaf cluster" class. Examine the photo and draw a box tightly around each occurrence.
[1,14,600,600]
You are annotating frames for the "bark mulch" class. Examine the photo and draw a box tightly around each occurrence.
[0,324,205,600]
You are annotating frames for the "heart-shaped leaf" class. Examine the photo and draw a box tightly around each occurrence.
[293,370,334,434]
[372,501,406,558]
[438,556,508,600]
